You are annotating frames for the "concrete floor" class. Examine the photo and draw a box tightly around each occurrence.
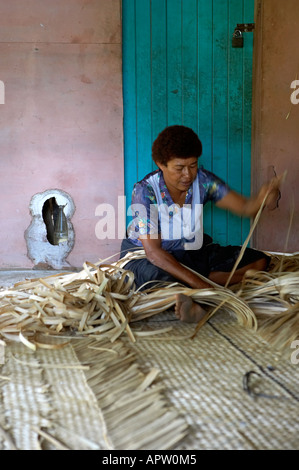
[0,269,76,289]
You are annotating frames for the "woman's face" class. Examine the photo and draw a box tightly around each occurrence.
[157,156,198,193]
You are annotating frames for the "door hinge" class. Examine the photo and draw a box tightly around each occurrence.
[232,23,255,48]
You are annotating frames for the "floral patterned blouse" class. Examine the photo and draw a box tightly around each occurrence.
[127,167,230,251]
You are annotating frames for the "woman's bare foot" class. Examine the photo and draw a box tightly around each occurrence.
[175,294,207,323]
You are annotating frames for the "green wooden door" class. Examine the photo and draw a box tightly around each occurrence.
[123,0,255,245]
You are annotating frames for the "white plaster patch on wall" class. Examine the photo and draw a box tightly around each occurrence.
[25,189,75,269]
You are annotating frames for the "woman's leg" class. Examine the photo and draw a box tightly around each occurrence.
[120,238,175,289]
[208,256,268,286]
[174,247,270,323]
[123,257,178,289]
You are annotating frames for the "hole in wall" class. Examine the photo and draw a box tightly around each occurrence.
[42,197,59,245]
[42,197,68,246]
[25,189,75,269]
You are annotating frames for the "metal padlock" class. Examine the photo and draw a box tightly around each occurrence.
[232,30,244,48]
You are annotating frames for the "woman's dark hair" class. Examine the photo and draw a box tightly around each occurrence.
[152,125,202,166]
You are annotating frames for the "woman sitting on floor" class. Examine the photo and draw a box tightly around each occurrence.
[120,125,281,323]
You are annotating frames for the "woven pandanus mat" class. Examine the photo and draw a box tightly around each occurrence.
[0,341,109,450]
[0,316,298,450]
[0,336,187,450]
[126,312,299,450]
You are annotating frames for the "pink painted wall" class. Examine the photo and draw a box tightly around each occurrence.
[1,1,297,268]
[252,0,299,253]
[0,0,124,268]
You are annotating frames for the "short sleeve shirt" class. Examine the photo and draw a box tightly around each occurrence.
[127,167,230,251]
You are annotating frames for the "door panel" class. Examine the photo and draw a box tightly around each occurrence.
[123,0,255,245]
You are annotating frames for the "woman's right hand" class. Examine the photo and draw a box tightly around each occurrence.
[140,235,213,290]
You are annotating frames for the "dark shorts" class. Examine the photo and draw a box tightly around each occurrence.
[120,236,270,289]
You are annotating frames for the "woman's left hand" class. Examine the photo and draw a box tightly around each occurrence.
[259,173,285,211]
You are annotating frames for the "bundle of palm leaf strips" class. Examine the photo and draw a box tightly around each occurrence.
[0,251,298,356]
